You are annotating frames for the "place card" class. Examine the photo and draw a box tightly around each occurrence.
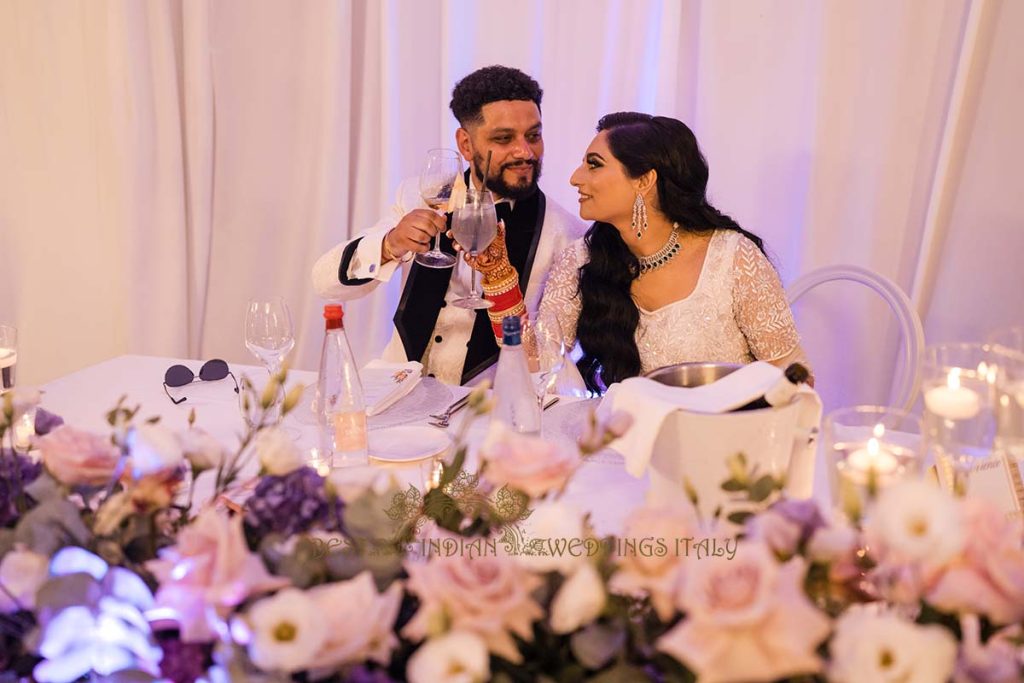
[935,454,1024,519]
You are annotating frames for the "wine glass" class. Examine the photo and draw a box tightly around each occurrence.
[523,314,566,405]
[451,189,497,310]
[244,298,296,427]
[245,298,296,374]
[415,149,461,269]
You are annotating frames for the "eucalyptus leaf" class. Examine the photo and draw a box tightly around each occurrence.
[0,528,15,556]
[13,499,90,555]
[749,475,777,503]
[33,573,102,614]
[100,670,159,683]
[23,471,63,502]
[727,510,754,525]
[587,663,649,683]
[570,623,626,670]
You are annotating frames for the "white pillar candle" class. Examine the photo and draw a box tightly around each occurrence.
[924,368,982,420]
[846,437,899,475]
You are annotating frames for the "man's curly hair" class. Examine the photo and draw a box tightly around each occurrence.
[450,65,543,128]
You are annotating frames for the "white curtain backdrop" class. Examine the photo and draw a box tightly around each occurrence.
[1,0,1021,415]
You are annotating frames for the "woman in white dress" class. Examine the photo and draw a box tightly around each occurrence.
[471,112,808,394]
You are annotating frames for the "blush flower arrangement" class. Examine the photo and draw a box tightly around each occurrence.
[0,382,1022,682]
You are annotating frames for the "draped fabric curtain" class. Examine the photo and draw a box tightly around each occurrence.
[2,0,1021,415]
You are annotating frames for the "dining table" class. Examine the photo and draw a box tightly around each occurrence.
[37,355,834,536]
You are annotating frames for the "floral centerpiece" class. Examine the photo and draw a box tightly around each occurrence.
[1,377,1023,683]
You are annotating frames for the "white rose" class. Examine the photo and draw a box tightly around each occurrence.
[255,426,304,476]
[550,563,606,634]
[829,607,957,683]
[807,522,859,564]
[864,481,964,567]
[246,588,326,673]
[176,428,226,471]
[516,501,586,573]
[0,546,50,613]
[126,423,184,479]
[407,631,490,683]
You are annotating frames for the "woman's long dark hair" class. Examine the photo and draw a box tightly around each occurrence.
[576,112,767,393]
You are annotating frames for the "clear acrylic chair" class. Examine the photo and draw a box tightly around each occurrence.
[786,265,925,411]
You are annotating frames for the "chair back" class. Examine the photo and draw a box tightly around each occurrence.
[786,265,924,411]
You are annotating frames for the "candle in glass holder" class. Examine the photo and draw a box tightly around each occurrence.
[924,368,981,420]
[846,437,899,475]
[13,410,35,450]
[307,447,331,476]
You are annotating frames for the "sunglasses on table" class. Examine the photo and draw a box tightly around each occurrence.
[163,359,240,405]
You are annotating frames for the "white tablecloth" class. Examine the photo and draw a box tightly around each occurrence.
[38,355,652,536]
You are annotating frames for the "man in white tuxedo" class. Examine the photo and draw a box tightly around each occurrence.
[312,65,584,385]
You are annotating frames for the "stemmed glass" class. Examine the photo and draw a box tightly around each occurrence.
[415,149,461,269]
[451,189,497,310]
[523,314,566,404]
[244,298,296,424]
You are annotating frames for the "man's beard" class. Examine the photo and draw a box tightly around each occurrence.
[471,155,542,200]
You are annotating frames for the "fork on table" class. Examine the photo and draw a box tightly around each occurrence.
[428,394,471,428]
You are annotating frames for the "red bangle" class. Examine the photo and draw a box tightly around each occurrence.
[486,285,523,312]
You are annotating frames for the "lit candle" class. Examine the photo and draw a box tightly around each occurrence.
[13,410,35,450]
[307,447,331,476]
[846,437,900,475]
[924,368,982,420]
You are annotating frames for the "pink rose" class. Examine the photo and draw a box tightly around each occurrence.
[658,542,831,682]
[37,425,121,486]
[403,554,543,663]
[928,499,1024,624]
[609,503,698,621]
[480,423,577,498]
[147,508,289,642]
[306,572,403,669]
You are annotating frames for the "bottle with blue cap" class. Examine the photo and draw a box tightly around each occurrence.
[492,315,542,434]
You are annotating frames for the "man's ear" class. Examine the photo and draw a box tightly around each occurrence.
[456,128,473,164]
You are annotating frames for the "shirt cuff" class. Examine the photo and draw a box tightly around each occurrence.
[347,230,403,282]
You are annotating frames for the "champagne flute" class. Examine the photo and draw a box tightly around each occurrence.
[415,149,461,269]
[523,314,566,405]
[451,189,497,310]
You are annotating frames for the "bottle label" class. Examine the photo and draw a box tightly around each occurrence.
[332,410,368,452]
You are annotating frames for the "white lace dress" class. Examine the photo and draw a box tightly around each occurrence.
[538,230,806,374]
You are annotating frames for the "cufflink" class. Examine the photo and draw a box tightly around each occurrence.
[369,264,377,273]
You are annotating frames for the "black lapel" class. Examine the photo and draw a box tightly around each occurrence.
[393,214,457,363]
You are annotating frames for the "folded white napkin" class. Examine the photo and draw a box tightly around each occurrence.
[361,360,423,416]
[596,362,786,477]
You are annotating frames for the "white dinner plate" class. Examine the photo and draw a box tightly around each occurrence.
[368,425,451,463]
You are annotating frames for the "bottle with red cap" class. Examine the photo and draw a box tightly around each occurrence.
[316,304,368,467]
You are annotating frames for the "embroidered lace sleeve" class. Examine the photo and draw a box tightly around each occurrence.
[538,240,586,348]
[732,236,805,364]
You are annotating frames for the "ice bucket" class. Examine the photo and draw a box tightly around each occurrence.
[641,362,819,515]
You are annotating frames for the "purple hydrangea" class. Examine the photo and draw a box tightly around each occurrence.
[156,632,211,683]
[244,466,344,541]
[34,408,65,436]
[0,450,43,527]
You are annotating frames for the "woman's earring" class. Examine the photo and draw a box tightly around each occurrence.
[632,194,648,239]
